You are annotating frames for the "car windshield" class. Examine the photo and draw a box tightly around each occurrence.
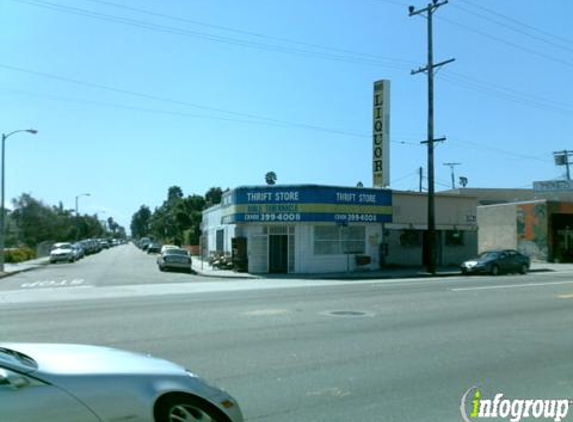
[0,347,37,370]
[2,2,568,421]
[52,243,72,250]
[165,249,188,256]
[478,252,500,260]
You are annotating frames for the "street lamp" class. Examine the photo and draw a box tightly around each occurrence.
[0,129,38,272]
[75,193,91,216]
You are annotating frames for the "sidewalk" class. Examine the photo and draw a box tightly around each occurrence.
[0,256,50,278]
[191,258,573,280]
[2,256,572,281]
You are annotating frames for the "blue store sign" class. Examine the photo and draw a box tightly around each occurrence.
[221,185,392,224]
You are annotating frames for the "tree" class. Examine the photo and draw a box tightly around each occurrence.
[10,193,107,247]
[130,205,152,239]
[205,187,223,207]
[265,171,277,185]
[132,186,224,246]
[11,194,59,247]
[167,186,183,203]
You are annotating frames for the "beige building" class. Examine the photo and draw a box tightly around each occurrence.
[383,191,478,266]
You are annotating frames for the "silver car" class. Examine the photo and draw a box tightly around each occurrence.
[157,248,193,273]
[49,242,76,263]
[0,343,243,422]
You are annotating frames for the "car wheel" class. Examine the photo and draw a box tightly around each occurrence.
[519,264,528,275]
[159,265,165,272]
[154,394,232,422]
[491,265,500,276]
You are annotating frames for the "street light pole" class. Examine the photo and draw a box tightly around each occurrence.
[0,129,38,272]
[75,193,91,216]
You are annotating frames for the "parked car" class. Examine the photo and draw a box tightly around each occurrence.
[160,244,178,254]
[0,342,243,422]
[72,243,85,260]
[157,248,192,272]
[461,249,530,275]
[147,243,161,254]
[49,243,76,263]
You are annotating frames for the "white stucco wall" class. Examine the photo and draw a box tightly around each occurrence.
[477,204,517,252]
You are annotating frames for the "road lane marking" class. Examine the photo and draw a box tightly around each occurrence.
[21,279,85,289]
[244,309,290,316]
[451,280,573,292]
[557,293,573,299]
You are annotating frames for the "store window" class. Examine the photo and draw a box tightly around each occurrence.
[445,230,464,246]
[314,226,365,255]
[400,230,421,247]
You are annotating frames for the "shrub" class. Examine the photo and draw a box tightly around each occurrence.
[5,247,37,263]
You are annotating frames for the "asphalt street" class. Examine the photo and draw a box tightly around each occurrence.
[1,244,573,421]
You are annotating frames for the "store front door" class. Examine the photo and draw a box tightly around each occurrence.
[269,235,288,273]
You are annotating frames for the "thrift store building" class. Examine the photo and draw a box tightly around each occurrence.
[201,184,478,274]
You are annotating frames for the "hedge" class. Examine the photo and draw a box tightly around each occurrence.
[5,247,37,263]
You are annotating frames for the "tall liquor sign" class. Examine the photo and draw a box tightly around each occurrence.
[373,80,390,187]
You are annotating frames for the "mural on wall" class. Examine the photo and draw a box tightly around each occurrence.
[516,203,548,260]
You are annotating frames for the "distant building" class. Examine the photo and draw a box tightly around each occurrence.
[478,200,573,262]
[441,187,573,262]
[441,187,573,205]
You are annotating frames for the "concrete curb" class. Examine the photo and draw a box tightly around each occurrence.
[0,259,50,279]
[191,269,260,280]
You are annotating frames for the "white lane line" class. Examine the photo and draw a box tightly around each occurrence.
[451,280,573,292]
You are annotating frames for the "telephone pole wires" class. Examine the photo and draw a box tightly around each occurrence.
[409,0,454,274]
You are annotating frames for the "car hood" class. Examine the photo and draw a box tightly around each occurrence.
[0,343,186,377]
[464,257,494,265]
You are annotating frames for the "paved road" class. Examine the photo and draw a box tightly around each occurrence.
[0,243,201,291]
[1,245,573,421]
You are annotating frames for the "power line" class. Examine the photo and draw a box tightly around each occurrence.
[0,69,424,145]
[452,2,573,54]
[460,0,573,48]
[438,71,573,116]
[9,0,415,70]
[12,0,573,118]
[81,0,413,66]
[447,136,553,164]
[437,15,573,70]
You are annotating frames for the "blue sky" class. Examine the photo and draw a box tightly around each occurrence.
[2,0,572,231]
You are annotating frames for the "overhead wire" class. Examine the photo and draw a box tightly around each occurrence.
[0,67,422,146]
[437,15,573,70]
[10,0,573,116]
[5,0,573,158]
[8,0,415,70]
[80,0,413,66]
[452,3,573,54]
[459,0,573,48]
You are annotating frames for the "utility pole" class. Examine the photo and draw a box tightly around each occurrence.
[553,150,572,181]
[419,166,424,193]
[443,162,461,189]
[409,0,454,274]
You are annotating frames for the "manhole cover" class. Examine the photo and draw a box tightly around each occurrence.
[322,310,374,317]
